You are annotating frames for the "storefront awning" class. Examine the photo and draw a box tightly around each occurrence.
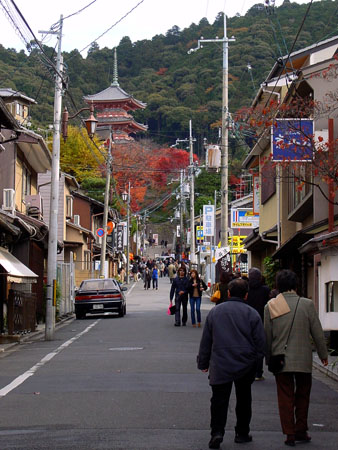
[0,247,38,283]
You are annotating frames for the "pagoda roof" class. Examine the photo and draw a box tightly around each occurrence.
[97,116,148,132]
[84,84,146,110]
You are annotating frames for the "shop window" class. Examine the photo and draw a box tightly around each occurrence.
[326,281,338,312]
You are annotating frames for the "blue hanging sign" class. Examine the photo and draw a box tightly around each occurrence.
[272,119,314,162]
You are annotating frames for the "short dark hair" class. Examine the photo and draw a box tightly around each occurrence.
[178,266,186,275]
[228,278,248,299]
[276,270,297,293]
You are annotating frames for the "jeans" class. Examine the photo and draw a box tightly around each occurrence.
[175,294,188,325]
[189,297,201,324]
[210,367,256,436]
[152,278,158,289]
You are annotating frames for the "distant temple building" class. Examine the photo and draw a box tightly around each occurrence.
[84,48,147,143]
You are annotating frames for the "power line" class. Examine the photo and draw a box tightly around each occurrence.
[263,0,314,109]
[61,0,97,22]
[72,0,145,56]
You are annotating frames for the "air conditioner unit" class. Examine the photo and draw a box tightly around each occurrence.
[2,188,15,214]
[74,214,80,226]
[25,194,43,220]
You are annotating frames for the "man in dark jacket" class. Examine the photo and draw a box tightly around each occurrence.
[247,267,270,381]
[197,278,266,449]
[169,266,189,326]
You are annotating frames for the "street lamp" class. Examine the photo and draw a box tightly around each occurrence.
[122,182,131,284]
[61,102,98,142]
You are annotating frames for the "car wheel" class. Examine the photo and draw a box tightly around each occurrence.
[118,305,124,317]
[75,312,85,320]
[124,304,127,315]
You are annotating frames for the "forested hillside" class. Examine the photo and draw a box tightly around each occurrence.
[1,0,337,157]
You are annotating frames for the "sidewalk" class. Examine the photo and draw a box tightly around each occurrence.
[313,353,338,382]
[0,314,74,356]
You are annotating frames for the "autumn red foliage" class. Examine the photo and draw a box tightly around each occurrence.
[100,141,196,212]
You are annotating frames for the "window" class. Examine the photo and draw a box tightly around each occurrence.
[261,161,276,204]
[66,195,73,218]
[15,102,24,118]
[22,165,31,197]
[288,164,312,214]
[326,281,338,312]
[84,250,91,271]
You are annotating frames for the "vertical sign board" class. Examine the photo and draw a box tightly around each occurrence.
[176,225,180,237]
[116,224,124,251]
[119,221,127,246]
[272,119,314,161]
[196,225,204,244]
[203,205,215,236]
[253,175,260,215]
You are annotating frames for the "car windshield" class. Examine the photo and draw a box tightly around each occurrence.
[80,279,119,291]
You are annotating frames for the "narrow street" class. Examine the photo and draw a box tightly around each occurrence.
[0,277,337,450]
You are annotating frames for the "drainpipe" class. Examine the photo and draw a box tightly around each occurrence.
[260,235,278,245]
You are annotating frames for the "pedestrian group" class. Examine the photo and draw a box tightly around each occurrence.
[118,253,328,449]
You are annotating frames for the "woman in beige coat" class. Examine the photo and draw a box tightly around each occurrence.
[264,269,328,447]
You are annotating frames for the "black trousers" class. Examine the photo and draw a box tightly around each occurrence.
[210,367,256,436]
[175,294,188,325]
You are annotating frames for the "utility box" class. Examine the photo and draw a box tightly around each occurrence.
[206,145,221,171]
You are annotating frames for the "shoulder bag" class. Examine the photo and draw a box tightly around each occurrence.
[210,283,221,303]
[268,296,300,375]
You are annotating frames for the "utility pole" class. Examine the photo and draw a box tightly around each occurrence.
[100,130,112,277]
[189,120,196,264]
[172,124,196,262]
[188,13,235,248]
[180,169,184,260]
[44,16,63,341]
[126,181,131,283]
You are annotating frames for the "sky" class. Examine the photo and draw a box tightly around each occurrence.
[0,0,314,55]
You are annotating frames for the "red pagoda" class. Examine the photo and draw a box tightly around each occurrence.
[84,48,147,142]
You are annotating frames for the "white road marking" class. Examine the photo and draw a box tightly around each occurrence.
[109,347,143,351]
[0,320,99,398]
[126,282,136,296]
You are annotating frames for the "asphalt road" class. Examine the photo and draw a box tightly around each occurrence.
[0,276,337,450]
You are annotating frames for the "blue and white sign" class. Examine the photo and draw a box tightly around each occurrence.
[231,208,259,229]
[272,119,314,162]
[203,205,215,236]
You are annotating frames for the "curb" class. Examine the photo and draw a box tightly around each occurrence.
[0,314,75,355]
[313,360,338,383]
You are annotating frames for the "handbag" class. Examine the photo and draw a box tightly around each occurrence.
[167,303,176,315]
[210,283,221,303]
[268,354,285,374]
[268,296,300,375]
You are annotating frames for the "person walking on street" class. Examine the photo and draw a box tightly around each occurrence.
[144,267,151,290]
[197,278,266,449]
[168,261,176,284]
[264,269,328,447]
[152,265,159,290]
[188,269,207,328]
[215,271,232,305]
[247,267,270,381]
[132,262,139,282]
[169,266,189,326]
[159,261,165,278]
